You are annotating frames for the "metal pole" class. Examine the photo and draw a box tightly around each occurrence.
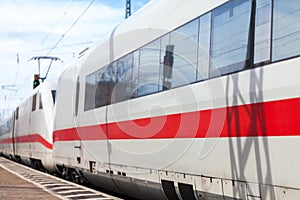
[125,0,131,19]
[38,58,41,78]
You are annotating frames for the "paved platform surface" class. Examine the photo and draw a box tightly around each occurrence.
[0,159,59,200]
[0,157,122,200]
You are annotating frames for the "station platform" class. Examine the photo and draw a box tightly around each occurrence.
[0,157,122,200]
[0,158,59,199]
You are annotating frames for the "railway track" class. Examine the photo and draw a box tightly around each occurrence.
[0,157,122,200]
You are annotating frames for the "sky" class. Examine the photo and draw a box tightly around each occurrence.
[0,0,149,116]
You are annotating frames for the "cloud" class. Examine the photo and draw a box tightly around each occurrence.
[0,0,124,53]
[0,0,137,112]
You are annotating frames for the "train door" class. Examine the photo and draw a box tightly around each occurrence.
[13,107,19,158]
[73,76,82,163]
[10,112,16,158]
[77,67,111,171]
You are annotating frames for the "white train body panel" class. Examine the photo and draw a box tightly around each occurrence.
[51,0,300,199]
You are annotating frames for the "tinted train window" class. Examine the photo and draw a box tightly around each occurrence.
[0,119,10,136]
[210,0,252,77]
[16,107,19,120]
[51,90,56,104]
[169,18,198,88]
[32,94,37,112]
[6,119,11,134]
[113,53,134,102]
[131,50,139,98]
[84,71,97,111]
[137,39,161,97]
[0,119,11,135]
[95,64,116,108]
[254,0,272,64]
[39,93,43,109]
[85,64,117,111]
[272,0,300,61]
[198,13,211,81]
[160,34,171,90]
[75,77,80,116]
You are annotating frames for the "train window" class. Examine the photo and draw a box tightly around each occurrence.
[75,77,80,116]
[210,0,252,77]
[160,34,172,91]
[254,0,271,64]
[51,90,56,104]
[39,93,43,109]
[113,53,134,103]
[198,13,211,81]
[32,94,37,112]
[6,119,11,134]
[0,118,11,136]
[16,107,19,120]
[84,71,97,111]
[169,18,198,88]
[94,64,117,108]
[0,123,3,136]
[131,50,139,98]
[137,39,161,97]
[272,0,300,61]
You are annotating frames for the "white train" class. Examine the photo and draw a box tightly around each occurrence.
[2,0,300,199]
[0,81,57,172]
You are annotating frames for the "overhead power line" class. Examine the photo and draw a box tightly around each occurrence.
[14,0,96,98]
[47,0,96,56]
[19,41,95,55]
[40,0,76,46]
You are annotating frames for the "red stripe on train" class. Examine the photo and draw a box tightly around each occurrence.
[53,97,300,142]
[0,138,13,144]
[0,134,53,150]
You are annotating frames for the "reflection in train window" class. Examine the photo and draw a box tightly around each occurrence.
[198,13,211,81]
[16,107,19,120]
[254,0,271,64]
[95,64,116,108]
[39,93,43,109]
[85,70,97,111]
[210,0,252,77]
[32,94,37,112]
[51,90,56,104]
[131,50,139,98]
[161,34,171,91]
[83,0,300,112]
[0,119,11,136]
[169,18,198,88]
[138,39,161,97]
[272,0,300,61]
[114,53,134,102]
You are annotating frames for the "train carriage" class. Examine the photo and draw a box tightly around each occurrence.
[45,0,300,199]
[4,81,57,172]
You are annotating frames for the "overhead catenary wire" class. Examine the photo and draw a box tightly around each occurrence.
[8,0,79,112]
[46,0,96,56]
[14,0,97,96]
[6,0,145,114]
[39,0,76,47]
[19,41,95,55]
